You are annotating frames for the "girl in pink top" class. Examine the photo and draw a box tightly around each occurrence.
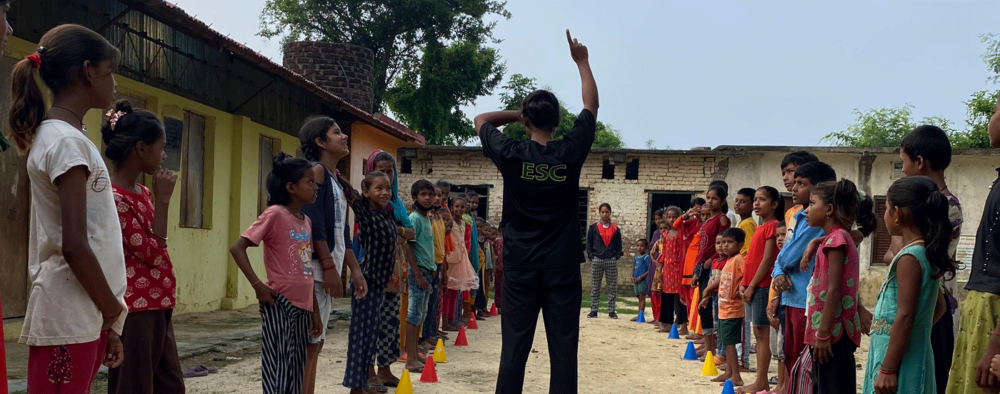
[230,153,323,394]
[800,178,876,394]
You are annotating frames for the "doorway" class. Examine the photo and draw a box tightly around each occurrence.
[646,191,696,240]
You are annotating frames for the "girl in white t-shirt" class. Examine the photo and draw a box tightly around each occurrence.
[7,24,128,393]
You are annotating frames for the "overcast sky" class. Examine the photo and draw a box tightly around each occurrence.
[174,0,999,149]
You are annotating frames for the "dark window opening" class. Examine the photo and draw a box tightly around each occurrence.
[872,196,890,266]
[602,160,615,179]
[401,157,412,174]
[625,158,639,180]
[647,192,694,240]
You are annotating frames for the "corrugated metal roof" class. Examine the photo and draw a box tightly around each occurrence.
[120,0,424,145]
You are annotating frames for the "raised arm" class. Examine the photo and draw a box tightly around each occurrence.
[475,111,522,138]
[567,29,598,117]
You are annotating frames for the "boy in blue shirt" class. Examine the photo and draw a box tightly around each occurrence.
[632,239,651,321]
[771,161,835,371]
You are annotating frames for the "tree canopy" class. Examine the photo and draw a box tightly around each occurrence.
[260,0,510,143]
[825,33,999,148]
[495,74,626,149]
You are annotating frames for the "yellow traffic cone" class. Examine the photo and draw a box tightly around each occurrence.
[701,351,719,376]
[433,338,448,363]
[396,369,414,394]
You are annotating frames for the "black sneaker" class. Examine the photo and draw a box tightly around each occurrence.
[587,311,598,318]
[609,312,618,319]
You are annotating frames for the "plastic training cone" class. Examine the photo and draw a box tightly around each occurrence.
[419,355,439,383]
[490,303,499,316]
[683,341,699,360]
[433,338,448,363]
[454,326,469,346]
[668,324,680,339]
[701,351,719,376]
[636,311,646,323]
[396,370,414,394]
[721,379,735,394]
[468,315,479,329]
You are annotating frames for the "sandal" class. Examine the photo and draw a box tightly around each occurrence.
[182,367,208,378]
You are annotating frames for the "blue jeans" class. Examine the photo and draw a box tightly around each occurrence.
[406,267,436,325]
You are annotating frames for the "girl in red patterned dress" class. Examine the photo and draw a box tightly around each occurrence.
[657,206,689,335]
[104,100,186,393]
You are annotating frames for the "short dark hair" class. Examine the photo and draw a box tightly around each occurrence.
[654,208,665,217]
[709,180,729,192]
[637,238,649,247]
[781,151,819,170]
[794,161,836,186]
[410,179,436,198]
[736,188,756,199]
[599,203,612,213]
[436,180,452,189]
[691,197,706,206]
[721,228,746,244]
[901,125,952,171]
[466,190,479,198]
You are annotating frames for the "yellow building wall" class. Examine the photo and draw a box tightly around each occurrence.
[4,36,303,320]
[349,121,421,188]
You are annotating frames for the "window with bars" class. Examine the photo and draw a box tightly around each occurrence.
[871,196,890,265]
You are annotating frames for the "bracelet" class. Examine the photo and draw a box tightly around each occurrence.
[104,306,123,320]
[815,333,831,342]
[152,233,168,241]
[322,265,337,272]
[879,367,897,375]
[250,279,261,287]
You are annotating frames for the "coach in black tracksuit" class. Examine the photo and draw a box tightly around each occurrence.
[474,30,598,394]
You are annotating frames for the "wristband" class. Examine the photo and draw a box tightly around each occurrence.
[879,367,897,375]
[322,265,337,272]
[815,333,831,342]
[250,279,262,287]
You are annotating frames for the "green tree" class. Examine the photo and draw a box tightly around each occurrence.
[495,74,626,148]
[259,0,510,112]
[383,39,505,145]
[823,105,952,147]
[952,90,1000,148]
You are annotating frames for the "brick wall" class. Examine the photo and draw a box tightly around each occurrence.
[283,42,375,113]
[396,148,726,293]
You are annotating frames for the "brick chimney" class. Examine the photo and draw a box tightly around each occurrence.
[283,42,375,113]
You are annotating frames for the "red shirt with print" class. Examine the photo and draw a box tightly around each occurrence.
[113,184,176,312]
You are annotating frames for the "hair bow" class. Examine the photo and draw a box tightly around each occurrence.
[105,110,126,131]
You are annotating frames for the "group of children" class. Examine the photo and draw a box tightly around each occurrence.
[2,21,509,394]
[630,125,981,394]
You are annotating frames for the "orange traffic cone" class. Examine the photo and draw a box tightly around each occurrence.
[490,303,499,317]
[454,326,469,346]
[419,355,439,383]
[468,315,479,329]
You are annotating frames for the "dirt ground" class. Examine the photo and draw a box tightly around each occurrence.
[184,296,870,394]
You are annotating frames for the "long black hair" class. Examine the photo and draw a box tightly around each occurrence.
[266,152,313,206]
[812,178,876,237]
[297,116,355,204]
[886,176,956,279]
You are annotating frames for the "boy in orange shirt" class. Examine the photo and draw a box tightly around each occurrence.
[701,228,747,388]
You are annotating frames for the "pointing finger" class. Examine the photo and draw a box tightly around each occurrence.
[566,29,573,45]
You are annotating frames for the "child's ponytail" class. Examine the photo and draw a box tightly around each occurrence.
[887,176,956,279]
[856,192,877,238]
[813,178,863,231]
[8,56,46,153]
[7,24,120,153]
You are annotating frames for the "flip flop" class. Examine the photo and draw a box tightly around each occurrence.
[182,367,208,378]
[193,365,218,374]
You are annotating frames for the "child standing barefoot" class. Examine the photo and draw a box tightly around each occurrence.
[230,153,323,394]
[632,239,651,321]
[703,229,747,387]
[736,187,784,394]
[802,179,874,394]
[863,177,954,394]
[340,172,398,394]
[104,101,185,394]
[10,24,128,393]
